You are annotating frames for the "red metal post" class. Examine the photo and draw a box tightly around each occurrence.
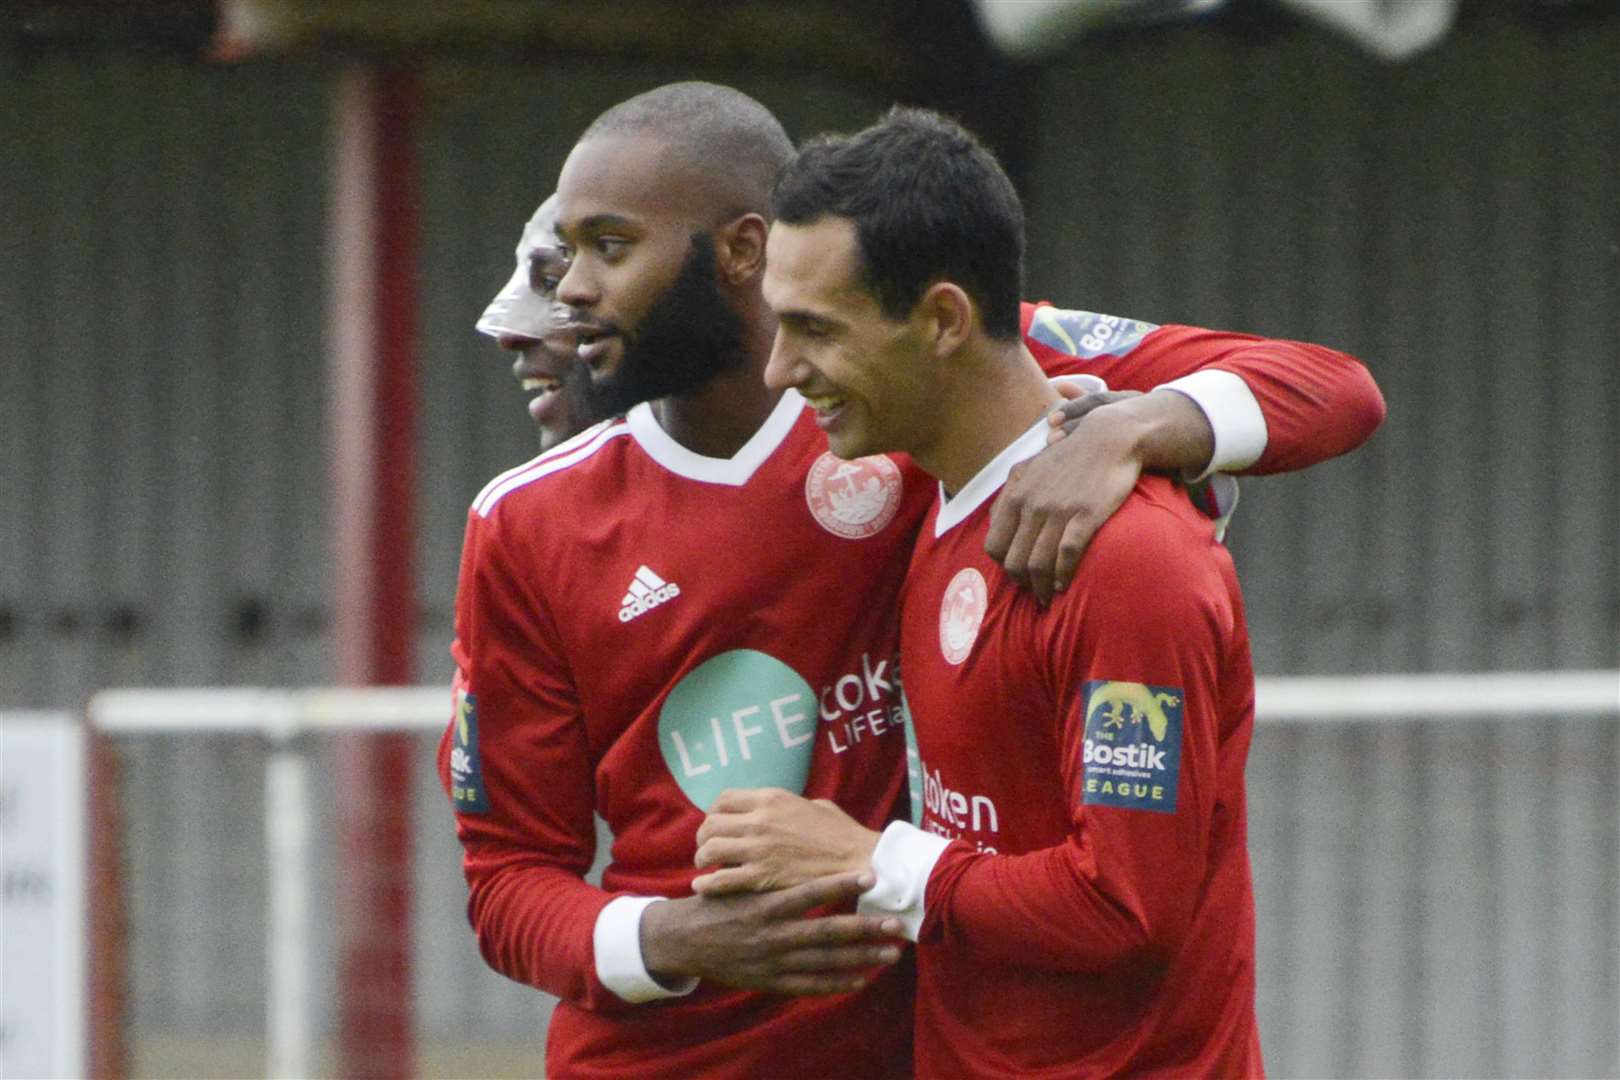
[87,730,129,1080]
[328,64,419,1080]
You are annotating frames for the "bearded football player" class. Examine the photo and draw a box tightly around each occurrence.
[442,84,1383,1079]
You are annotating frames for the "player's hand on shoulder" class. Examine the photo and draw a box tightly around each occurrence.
[692,787,879,896]
[987,387,1145,606]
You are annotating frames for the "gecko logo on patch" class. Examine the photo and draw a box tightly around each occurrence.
[1029,307,1157,359]
[1079,680,1183,814]
[449,687,490,813]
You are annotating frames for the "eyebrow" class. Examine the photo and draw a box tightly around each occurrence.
[777,310,841,332]
[559,213,637,238]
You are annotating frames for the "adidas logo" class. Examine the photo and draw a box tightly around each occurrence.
[618,565,681,623]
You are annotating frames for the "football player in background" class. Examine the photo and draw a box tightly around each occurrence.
[475,194,598,450]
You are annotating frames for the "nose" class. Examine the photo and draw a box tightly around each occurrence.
[555,255,597,310]
[764,328,807,392]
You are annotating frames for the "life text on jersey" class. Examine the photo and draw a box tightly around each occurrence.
[818,651,903,754]
[658,649,906,809]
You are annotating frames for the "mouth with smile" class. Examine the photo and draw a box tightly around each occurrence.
[800,389,851,432]
[513,352,575,424]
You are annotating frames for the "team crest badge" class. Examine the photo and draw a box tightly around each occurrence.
[939,567,988,665]
[805,452,902,539]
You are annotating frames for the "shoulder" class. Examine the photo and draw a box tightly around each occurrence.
[471,418,633,520]
[1059,477,1234,624]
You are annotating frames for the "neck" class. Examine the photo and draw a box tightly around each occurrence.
[651,296,781,458]
[913,341,1060,496]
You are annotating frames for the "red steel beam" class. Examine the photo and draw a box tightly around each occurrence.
[327,63,419,1080]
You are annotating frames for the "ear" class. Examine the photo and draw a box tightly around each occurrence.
[714,212,769,285]
[916,282,975,358]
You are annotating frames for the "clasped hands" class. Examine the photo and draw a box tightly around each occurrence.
[692,787,882,897]
[640,388,1147,996]
[638,788,893,997]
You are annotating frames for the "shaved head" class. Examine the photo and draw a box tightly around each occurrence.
[580,82,794,219]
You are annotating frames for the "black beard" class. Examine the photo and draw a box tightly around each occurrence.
[584,233,748,417]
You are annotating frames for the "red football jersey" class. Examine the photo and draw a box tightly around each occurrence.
[439,306,1377,1077]
[446,391,925,1079]
[888,421,1263,1078]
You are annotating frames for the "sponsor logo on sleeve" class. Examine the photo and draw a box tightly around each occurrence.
[449,688,490,813]
[805,452,903,539]
[1028,307,1158,360]
[1079,680,1183,813]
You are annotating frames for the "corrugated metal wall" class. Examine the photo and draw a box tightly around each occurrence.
[1017,17,1619,1075]
[0,54,339,1061]
[2,10,1615,1078]
[0,54,334,700]
[1022,15,1620,679]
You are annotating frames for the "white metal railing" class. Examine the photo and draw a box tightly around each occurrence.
[86,670,1619,1079]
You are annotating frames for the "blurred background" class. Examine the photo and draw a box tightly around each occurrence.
[0,0,1616,1077]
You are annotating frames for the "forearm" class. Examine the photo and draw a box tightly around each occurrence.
[920,839,1176,970]
[1118,350,1385,481]
[1207,342,1385,474]
[858,823,1184,972]
[463,854,637,1008]
[640,895,709,984]
[1041,319,1383,478]
[1119,388,1218,477]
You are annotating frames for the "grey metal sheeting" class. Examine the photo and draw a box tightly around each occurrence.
[1,11,1616,1078]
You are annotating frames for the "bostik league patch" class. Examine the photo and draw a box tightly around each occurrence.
[1079,680,1184,814]
[448,687,490,813]
[1028,307,1158,360]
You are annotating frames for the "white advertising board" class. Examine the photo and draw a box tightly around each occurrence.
[0,713,86,1080]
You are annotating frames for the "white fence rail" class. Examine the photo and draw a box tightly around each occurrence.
[85,671,1620,1079]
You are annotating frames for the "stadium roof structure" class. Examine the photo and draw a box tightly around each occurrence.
[10,0,1618,67]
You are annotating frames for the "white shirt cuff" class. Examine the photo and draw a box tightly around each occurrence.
[857,822,954,941]
[1155,369,1267,480]
[592,896,699,1003]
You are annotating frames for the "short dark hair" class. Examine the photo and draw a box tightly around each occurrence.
[772,106,1024,340]
[582,82,795,216]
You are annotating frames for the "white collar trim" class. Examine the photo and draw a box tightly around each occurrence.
[626,389,805,486]
[933,415,1051,537]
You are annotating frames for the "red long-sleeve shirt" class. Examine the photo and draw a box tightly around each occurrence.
[879,449,1262,1077]
[439,304,1379,1077]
